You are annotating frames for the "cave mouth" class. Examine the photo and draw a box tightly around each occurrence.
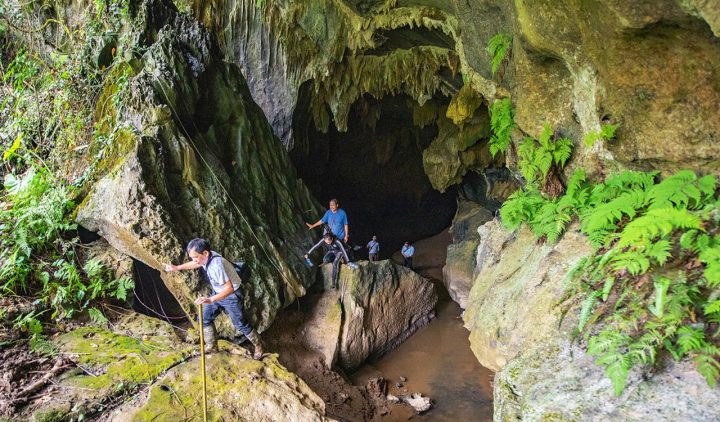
[131,259,192,331]
[291,89,458,255]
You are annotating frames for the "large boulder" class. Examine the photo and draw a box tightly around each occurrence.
[106,352,331,421]
[463,219,591,371]
[319,260,438,370]
[494,338,720,421]
[75,0,321,331]
[442,200,493,308]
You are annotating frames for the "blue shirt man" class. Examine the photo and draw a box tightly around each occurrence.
[306,199,349,243]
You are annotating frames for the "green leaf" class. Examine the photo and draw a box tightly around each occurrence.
[649,277,670,318]
[88,307,108,324]
[3,132,22,161]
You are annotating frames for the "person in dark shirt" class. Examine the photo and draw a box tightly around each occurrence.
[305,232,352,289]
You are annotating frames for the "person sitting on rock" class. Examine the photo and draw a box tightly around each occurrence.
[164,238,263,359]
[402,241,415,270]
[306,198,349,244]
[367,235,380,262]
[305,232,352,289]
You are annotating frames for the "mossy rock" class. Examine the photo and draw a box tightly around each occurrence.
[106,351,329,421]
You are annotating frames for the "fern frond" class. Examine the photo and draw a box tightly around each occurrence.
[617,208,702,248]
[578,290,601,331]
[647,170,702,210]
[676,326,708,354]
[694,354,720,388]
[489,98,514,157]
[581,190,646,237]
[487,33,512,75]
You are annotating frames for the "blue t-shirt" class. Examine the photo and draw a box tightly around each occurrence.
[321,209,348,239]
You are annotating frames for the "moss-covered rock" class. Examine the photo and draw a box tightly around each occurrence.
[74,0,322,332]
[21,313,193,422]
[105,352,330,421]
[463,220,591,371]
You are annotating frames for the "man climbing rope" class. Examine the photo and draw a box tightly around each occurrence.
[164,238,264,359]
[367,235,380,262]
[402,241,415,270]
[305,232,354,289]
[306,198,349,244]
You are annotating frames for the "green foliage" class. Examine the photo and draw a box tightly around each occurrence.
[517,124,573,188]
[583,123,618,148]
[0,3,135,341]
[501,169,720,394]
[489,98,515,157]
[487,33,512,76]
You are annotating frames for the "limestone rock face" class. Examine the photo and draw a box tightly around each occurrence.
[494,339,720,421]
[196,0,720,187]
[463,220,591,371]
[442,201,493,308]
[464,220,720,420]
[319,260,438,370]
[75,0,321,331]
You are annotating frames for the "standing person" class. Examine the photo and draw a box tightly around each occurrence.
[306,199,349,244]
[164,238,264,359]
[367,235,380,262]
[305,232,352,289]
[401,241,415,269]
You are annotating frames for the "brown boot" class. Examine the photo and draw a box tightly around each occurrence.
[203,325,218,354]
[246,330,264,360]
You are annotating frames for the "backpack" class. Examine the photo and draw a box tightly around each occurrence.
[203,255,251,285]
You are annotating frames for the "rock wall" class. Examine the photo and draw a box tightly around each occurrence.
[442,200,493,308]
[463,219,591,371]
[464,219,720,420]
[75,0,322,331]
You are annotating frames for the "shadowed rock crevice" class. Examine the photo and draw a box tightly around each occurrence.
[131,259,192,331]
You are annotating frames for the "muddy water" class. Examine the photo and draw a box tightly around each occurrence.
[351,230,494,421]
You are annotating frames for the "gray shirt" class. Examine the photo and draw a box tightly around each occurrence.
[202,251,241,294]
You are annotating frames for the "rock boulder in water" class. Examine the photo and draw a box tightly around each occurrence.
[318,260,437,370]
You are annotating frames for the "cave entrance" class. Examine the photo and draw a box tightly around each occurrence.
[291,90,458,255]
[131,259,192,331]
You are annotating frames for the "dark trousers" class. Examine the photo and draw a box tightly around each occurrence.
[369,253,379,262]
[403,257,413,269]
[323,252,343,288]
[202,291,253,336]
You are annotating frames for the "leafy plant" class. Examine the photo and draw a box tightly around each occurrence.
[583,123,618,148]
[487,33,512,76]
[517,124,573,189]
[489,98,515,157]
[501,168,720,394]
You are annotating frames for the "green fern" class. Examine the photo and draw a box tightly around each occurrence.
[487,33,512,76]
[583,123,619,148]
[489,98,515,157]
[517,124,574,188]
